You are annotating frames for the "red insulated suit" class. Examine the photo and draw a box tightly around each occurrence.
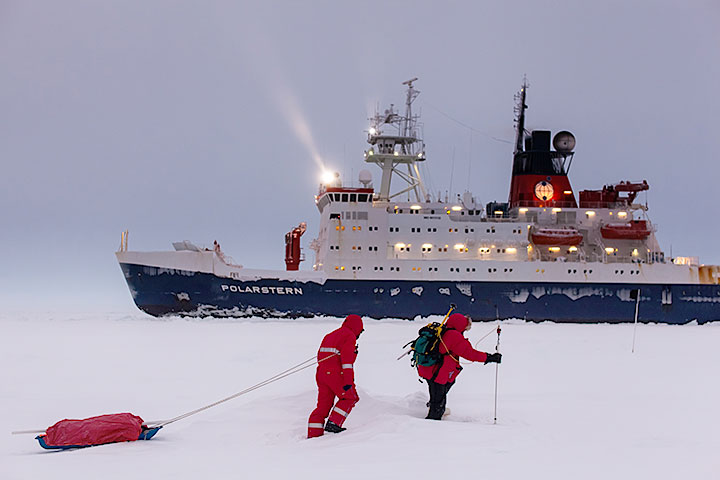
[307,314,363,438]
[417,313,488,384]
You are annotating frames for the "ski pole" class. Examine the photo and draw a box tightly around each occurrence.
[493,324,501,425]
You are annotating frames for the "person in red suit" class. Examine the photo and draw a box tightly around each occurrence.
[307,314,364,438]
[417,313,502,420]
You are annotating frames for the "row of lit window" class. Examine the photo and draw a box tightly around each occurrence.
[392,206,484,216]
[479,248,517,254]
[334,225,367,231]
[548,246,579,253]
[333,266,516,274]
[329,245,381,251]
[386,226,523,235]
[583,211,628,218]
[397,244,520,254]
[421,246,450,252]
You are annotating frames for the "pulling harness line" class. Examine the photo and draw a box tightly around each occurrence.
[148,353,339,428]
[13,353,340,435]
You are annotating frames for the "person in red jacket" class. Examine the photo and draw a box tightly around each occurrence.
[417,313,501,420]
[307,314,364,438]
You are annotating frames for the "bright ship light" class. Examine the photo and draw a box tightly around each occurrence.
[321,171,336,185]
[369,127,377,135]
[451,205,462,211]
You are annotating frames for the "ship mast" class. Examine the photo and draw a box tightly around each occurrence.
[514,77,528,155]
[364,78,427,202]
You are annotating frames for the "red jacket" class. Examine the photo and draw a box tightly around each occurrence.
[317,314,363,386]
[418,313,488,384]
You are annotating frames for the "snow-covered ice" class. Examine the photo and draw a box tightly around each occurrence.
[2,313,719,479]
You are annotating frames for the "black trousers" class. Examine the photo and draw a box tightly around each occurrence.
[426,379,454,420]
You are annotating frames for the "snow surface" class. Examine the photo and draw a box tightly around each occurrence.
[2,313,719,479]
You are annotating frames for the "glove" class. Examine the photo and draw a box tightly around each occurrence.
[342,384,352,391]
[484,353,502,364]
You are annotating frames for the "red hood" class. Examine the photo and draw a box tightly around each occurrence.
[445,313,469,331]
[342,314,364,337]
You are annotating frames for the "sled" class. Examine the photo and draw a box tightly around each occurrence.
[36,426,162,450]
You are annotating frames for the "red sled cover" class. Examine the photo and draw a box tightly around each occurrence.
[44,413,144,447]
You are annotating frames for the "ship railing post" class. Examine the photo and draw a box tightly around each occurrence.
[118,229,128,252]
[631,289,641,353]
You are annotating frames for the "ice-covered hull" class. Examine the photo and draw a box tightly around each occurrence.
[119,262,720,324]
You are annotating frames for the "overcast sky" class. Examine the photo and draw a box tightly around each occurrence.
[1,0,718,311]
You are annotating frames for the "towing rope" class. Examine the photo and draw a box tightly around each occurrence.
[149,353,338,428]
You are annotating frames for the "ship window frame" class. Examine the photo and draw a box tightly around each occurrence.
[342,194,349,202]
[350,194,357,202]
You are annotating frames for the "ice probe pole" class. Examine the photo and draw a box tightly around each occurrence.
[493,325,501,425]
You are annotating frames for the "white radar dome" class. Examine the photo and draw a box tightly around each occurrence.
[358,169,373,187]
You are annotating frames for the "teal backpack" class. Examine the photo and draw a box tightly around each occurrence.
[405,322,446,367]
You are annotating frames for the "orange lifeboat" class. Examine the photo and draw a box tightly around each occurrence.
[531,227,583,246]
[600,220,651,240]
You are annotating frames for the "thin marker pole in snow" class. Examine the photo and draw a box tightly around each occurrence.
[631,289,641,353]
[493,325,501,425]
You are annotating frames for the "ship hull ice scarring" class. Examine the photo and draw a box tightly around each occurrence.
[120,262,720,324]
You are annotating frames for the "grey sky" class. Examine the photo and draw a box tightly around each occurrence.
[1,1,718,311]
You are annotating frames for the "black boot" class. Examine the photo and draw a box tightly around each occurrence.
[425,406,445,420]
[324,421,346,433]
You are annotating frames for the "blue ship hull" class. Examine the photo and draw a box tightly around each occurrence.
[119,263,720,324]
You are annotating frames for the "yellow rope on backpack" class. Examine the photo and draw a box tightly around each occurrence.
[437,305,460,364]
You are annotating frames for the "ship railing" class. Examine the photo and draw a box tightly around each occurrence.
[602,255,645,264]
[513,200,578,208]
[577,201,631,209]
